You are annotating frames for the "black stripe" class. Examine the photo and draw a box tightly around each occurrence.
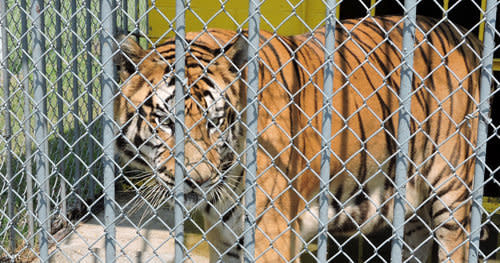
[441,222,460,231]
[354,190,365,206]
[143,92,153,108]
[205,204,211,214]
[136,107,147,129]
[432,207,450,219]
[405,224,425,236]
[163,64,172,75]
[186,63,214,75]
[158,40,221,54]
[200,77,215,90]
[238,237,244,250]
[116,136,129,149]
[222,206,236,222]
[133,135,144,147]
[158,166,167,174]
[331,185,343,212]
[355,101,368,184]
[435,181,456,197]
[225,250,240,259]
[160,52,215,65]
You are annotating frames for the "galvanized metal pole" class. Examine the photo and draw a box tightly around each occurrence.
[1,0,15,255]
[244,0,260,262]
[20,0,35,248]
[32,0,50,260]
[468,0,497,262]
[135,0,139,42]
[85,0,95,201]
[71,0,82,202]
[100,0,117,261]
[390,0,417,262]
[54,0,67,218]
[174,0,186,262]
[317,0,336,262]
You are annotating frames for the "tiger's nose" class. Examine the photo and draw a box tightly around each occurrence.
[184,162,214,187]
[184,171,212,189]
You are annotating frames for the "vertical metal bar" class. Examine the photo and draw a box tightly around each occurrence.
[317,0,336,262]
[244,0,260,262]
[20,0,35,247]
[55,0,67,218]
[32,0,49,260]
[1,0,15,255]
[71,0,81,201]
[174,0,186,261]
[390,1,417,262]
[135,0,139,42]
[86,0,95,201]
[101,0,116,260]
[468,0,497,261]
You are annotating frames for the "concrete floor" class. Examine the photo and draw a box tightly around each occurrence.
[48,194,208,263]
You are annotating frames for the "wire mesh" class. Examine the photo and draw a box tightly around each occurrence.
[0,0,499,262]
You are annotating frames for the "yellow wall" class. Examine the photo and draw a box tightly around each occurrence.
[148,0,327,42]
[148,0,499,71]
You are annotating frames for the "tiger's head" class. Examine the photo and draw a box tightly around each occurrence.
[114,33,248,209]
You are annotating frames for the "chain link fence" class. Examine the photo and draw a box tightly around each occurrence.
[0,0,499,262]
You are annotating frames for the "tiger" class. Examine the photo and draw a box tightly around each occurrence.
[114,16,482,262]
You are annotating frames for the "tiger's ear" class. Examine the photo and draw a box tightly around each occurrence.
[223,36,248,73]
[114,34,148,81]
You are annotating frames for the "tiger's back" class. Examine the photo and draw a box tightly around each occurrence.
[114,16,482,262]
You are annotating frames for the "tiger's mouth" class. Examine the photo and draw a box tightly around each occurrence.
[139,162,241,206]
[156,171,215,202]
[181,188,217,211]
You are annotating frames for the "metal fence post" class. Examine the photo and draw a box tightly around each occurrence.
[101,0,117,261]
[32,0,50,260]
[20,0,35,248]
[135,0,140,41]
[244,0,260,262]
[1,0,15,255]
[54,0,68,219]
[390,0,417,262]
[468,0,498,262]
[71,0,82,204]
[174,0,186,262]
[317,1,336,262]
[85,0,95,201]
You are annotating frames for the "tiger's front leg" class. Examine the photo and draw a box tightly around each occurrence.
[253,168,302,263]
[204,204,245,263]
[203,176,300,262]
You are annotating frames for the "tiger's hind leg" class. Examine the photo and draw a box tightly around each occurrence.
[402,206,433,263]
